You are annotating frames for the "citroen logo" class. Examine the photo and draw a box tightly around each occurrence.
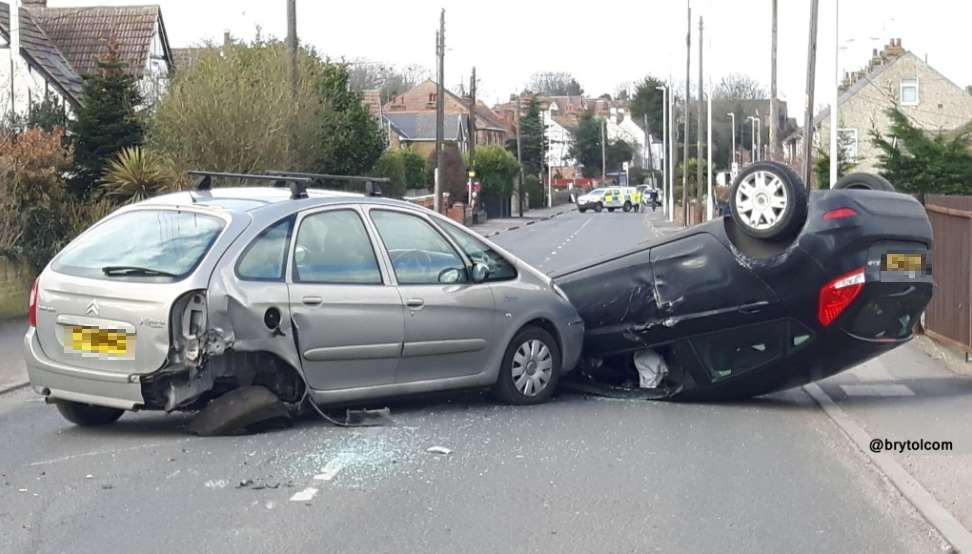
[86,299,100,317]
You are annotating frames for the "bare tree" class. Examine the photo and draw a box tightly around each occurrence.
[347,61,431,103]
[714,73,768,100]
[527,72,584,96]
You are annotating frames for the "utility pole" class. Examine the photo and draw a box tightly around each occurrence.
[434,9,446,213]
[830,0,839,188]
[286,0,298,166]
[468,67,477,166]
[770,0,779,160]
[287,0,297,97]
[801,0,820,187]
[696,16,704,208]
[515,96,523,216]
[601,118,607,182]
[683,1,691,226]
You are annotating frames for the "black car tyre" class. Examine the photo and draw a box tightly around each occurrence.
[833,172,896,192]
[730,161,808,240]
[493,326,560,405]
[623,201,632,212]
[55,400,124,426]
[594,202,604,213]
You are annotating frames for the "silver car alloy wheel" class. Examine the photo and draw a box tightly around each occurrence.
[511,339,554,397]
[735,170,789,231]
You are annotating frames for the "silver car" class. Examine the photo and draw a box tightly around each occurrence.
[24,178,584,426]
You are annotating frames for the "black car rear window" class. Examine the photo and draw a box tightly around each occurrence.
[53,209,225,280]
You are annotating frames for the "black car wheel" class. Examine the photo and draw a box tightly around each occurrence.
[594,202,604,213]
[833,172,896,192]
[493,326,561,405]
[55,400,124,426]
[730,161,808,240]
[623,201,632,212]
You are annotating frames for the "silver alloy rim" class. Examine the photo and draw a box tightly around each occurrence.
[511,339,553,397]
[735,170,788,230]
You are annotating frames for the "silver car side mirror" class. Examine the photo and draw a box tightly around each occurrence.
[438,267,463,284]
[470,262,489,283]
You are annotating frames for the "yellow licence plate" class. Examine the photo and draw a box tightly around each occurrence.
[884,253,923,272]
[67,326,132,356]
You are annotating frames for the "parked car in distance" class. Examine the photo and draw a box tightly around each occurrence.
[577,188,607,213]
[24,173,585,427]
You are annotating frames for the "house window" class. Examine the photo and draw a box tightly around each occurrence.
[900,79,919,105]
[837,128,859,161]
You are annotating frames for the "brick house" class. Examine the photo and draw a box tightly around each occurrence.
[785,39,972,173]
[384,80,507,148]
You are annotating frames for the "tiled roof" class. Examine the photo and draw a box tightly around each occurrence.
[28,5,168,77]
[0,2,82,106]
[383,112,464,141]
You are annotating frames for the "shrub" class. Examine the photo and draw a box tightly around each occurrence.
[0,128,74,270]
[100,147,178,204]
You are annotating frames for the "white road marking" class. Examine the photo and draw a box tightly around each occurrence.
[290,487,319,502]
[29,440,193,467]
[314,459,345,482]
[840,384,915,397]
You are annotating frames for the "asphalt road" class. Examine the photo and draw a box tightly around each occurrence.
[0,209,945,554]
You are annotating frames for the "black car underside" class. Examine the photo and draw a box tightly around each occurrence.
[553,188,934,401]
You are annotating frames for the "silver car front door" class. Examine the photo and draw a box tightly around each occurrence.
[287,207,404,391]
[368,208,496,383]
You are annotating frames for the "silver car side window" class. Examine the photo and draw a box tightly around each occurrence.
[370,210,466,285]
[293,210,383,285]
[236,216,294,281]
[439,221,517,282]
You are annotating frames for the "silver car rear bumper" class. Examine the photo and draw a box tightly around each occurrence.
[23,327,145,410]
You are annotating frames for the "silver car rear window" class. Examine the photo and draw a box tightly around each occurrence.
[52,209,225,280]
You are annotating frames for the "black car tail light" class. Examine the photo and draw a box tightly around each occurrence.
[823,207,858,220]
[818,267,865,326]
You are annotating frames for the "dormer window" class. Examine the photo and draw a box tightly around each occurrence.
[900,79,919,106]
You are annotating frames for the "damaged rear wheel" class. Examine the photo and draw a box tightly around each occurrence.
[493,326,560,405]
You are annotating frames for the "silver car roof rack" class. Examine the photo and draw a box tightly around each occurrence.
[188,170,313,199]
[265,170,389,197]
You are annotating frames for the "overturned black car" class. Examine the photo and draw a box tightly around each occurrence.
[555,163,934,400]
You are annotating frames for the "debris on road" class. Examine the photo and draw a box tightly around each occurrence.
[188,386,292,436]
[17,488,27,493]
[633,349,668,389]
[426,446,452,455]
[84,474,93,479]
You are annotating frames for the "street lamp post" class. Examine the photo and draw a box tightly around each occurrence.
[747,116,761,163]
[656,85,668,215]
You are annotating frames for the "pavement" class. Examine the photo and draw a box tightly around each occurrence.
[0,207,969,553]
[0,317,27,394]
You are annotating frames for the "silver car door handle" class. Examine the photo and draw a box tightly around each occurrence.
[302,296,324,306]
[405,297,425,308]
